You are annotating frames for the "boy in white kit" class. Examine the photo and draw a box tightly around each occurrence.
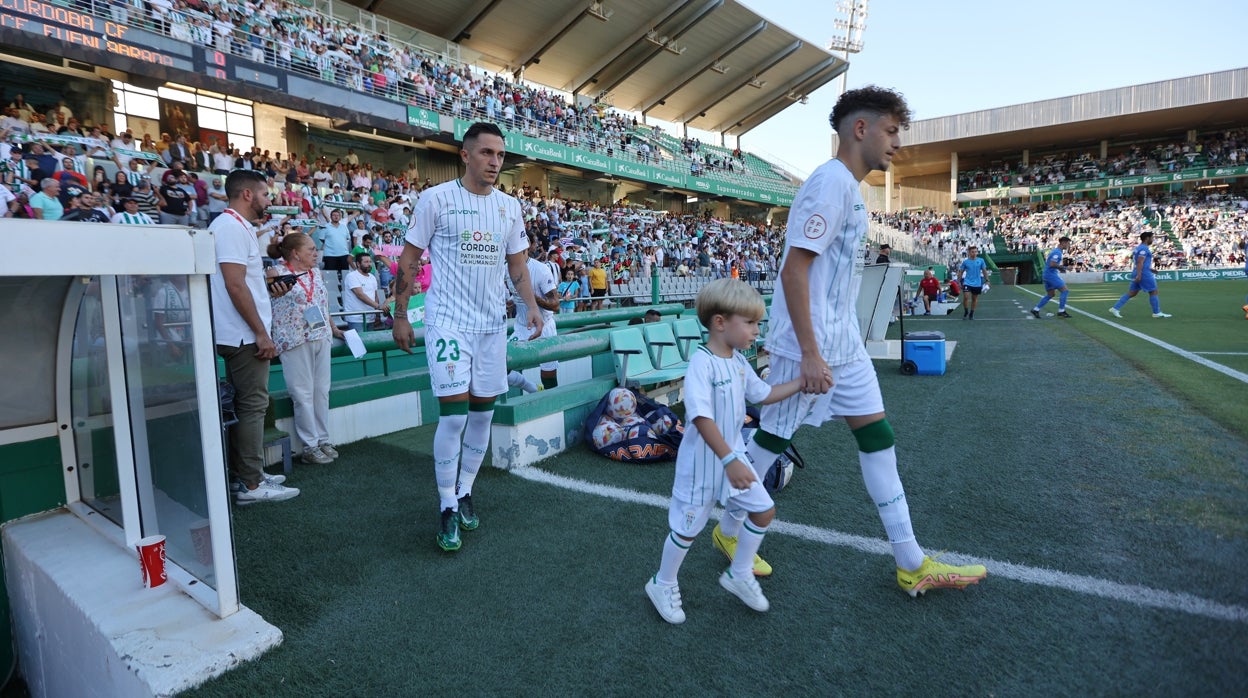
[645,279,808,624]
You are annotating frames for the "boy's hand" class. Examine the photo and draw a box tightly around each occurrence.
[725,459,757,490]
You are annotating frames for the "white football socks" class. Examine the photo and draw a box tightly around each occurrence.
[859,446,925,571]
[433,412,467,510]
[656,532,691,586]
[729,519,768,578]
[718,508,746,538]
[507,371,538,393]
[456,409,493,497]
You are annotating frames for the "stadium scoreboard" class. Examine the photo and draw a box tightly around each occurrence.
[1,0,194,71]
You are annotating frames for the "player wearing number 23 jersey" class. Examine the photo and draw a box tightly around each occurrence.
[405,179,527,334]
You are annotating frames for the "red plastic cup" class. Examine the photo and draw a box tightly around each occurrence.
[136,535,167,589]
[189,519,213,566]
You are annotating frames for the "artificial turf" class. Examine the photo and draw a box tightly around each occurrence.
[185,282,1248,697]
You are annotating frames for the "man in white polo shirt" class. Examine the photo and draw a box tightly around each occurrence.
[210,169,300,505]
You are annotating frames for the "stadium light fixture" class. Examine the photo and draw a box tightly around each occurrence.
[826,1,868,97]
[587,2,614,21]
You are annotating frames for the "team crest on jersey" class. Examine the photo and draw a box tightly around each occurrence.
[803,214,827,239]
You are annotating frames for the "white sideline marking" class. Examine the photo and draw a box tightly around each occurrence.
[512,466,1248,624]
[1195,352,1248,356]
[1015,287,1248,385]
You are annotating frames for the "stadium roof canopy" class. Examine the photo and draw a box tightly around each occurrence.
[872,68,1248,185]
[343,0,846,137]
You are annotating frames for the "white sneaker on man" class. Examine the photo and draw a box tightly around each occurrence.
[1152,312,1172,318]
[231,473,285,492]
[235,479,300,504]
[1108,307,1122,318]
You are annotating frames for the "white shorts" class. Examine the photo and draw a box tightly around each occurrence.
[509,317,558,372]
[425,325,508,398]
[759,356,885,440]
[667,481,773,539]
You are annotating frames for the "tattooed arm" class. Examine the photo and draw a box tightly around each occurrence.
[391,241,425,353]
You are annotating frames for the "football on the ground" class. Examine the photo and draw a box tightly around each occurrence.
[591,418,625,449]
[605,387,638,421]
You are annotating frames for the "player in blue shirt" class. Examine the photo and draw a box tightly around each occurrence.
[1031,236,1072,319]
[958,245,989,320]
[1109,231,1171,318]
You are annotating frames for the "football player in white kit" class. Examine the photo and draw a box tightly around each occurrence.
[506,231,561,392]
[722,87,988,597]
[393,122,543,552]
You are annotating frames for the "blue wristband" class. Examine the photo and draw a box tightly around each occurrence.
[720,452,745,467]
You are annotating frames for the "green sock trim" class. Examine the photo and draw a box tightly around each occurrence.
[541,375,559,390]
[743,520,767,536]
[468,399,496,412]
[439,401,469,416]
[753,429,790,455]
[851,419,895,453]
[668,532,691,549]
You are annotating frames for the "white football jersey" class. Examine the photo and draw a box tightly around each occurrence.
[509,256,557,337]
[673,346,771,506]
[406,179,527,333]
[765,159,870,367]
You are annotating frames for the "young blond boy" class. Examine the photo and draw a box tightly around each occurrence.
[645,279,815,624]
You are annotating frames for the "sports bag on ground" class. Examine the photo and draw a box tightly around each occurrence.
[584,387,684,462]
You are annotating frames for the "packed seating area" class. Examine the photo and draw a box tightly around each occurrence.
[957,128,1248,191]
[1,88,784,311]
[43,0,794,194]
[872,193,1248,272]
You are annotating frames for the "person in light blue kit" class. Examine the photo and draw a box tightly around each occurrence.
[958,245,989,320]
[1109,231,1171,318]
[1031,236,1072,319]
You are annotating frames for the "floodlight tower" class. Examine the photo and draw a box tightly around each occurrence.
[827,1,868,96]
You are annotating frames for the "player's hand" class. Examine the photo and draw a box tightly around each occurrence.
[527,308,543,340]
[725,459,757,490]
[800,354,833,394]
[254,334,278,360]
[392,315,415,354]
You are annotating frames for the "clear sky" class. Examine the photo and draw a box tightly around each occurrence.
[724,0,1248,178]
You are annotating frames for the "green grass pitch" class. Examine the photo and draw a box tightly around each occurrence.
[185,280,1248,697]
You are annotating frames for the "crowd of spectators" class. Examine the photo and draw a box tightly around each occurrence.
[510,191,785,312]
[52,0,790,190]
[872,192,1248,273]
[957,129,1248,191]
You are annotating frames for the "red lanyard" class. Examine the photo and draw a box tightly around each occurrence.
[223,208,252,230]
[296,268,315,303]
[282,261,316,303]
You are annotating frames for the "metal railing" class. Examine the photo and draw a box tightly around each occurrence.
[61,0,796,196]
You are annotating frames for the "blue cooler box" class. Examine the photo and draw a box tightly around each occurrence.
[902,331,946,376]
